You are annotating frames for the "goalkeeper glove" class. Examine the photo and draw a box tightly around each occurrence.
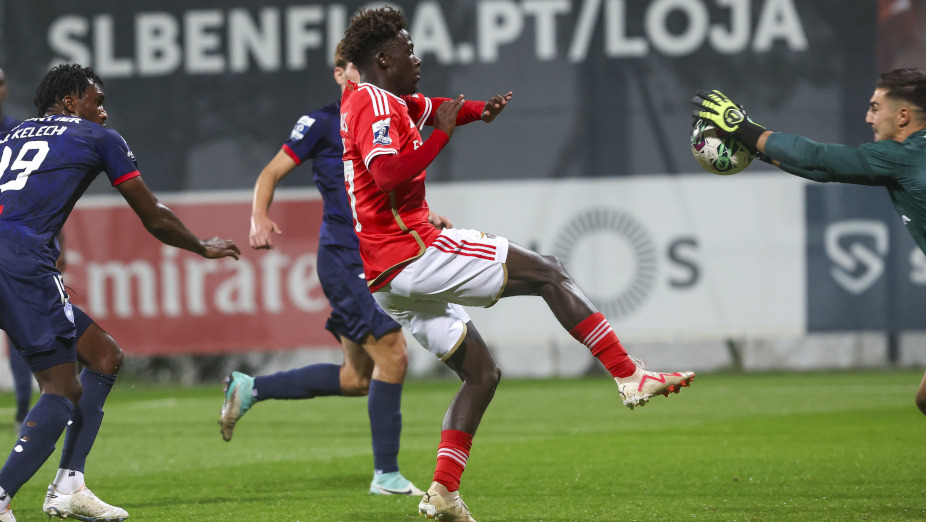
[691,90,765,152]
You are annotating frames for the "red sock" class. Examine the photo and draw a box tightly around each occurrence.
[433,429,472,492]
[569,312,636,378]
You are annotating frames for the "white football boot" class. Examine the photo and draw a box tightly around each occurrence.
[418,481,476,521]
[616,357,695,410]
[43,484,128,521]
[0,505,15,522]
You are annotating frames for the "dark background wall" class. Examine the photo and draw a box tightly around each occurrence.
[0,1,884,192]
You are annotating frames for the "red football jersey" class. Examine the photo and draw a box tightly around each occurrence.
[340,82,441,290]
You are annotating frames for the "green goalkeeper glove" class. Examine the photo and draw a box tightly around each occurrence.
[691,90,766,152]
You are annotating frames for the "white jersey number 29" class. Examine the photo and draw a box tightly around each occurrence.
[0,141,50,193]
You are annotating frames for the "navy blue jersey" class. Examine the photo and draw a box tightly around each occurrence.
[281,101,358,249]
[0,115,139,261]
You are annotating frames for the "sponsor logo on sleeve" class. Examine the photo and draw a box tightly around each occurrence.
[290,115,315,141]
[119,135,137,163]
[372,118,392,146]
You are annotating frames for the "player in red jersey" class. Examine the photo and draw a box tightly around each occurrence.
[340,7,696,521]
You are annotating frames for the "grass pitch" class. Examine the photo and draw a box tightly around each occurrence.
[1,370,924,521]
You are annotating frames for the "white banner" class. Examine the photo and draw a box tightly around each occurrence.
[424,171,806,347]
[8,173,914,383]
[61,172,805,355]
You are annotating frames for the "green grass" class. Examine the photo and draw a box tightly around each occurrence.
[1,370,925,521]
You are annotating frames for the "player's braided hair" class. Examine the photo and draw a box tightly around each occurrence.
[877,68,926,118]
[340,7,407,71]
[34,64,104,117]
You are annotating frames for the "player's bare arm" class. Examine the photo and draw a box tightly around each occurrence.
[481,91,513,122]
[250,149,297,250]
[117,176,240,260]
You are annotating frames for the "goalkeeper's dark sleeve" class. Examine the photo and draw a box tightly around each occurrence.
[736,121,766,153]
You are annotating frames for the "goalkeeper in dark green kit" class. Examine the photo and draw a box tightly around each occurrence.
[692,67,926,417]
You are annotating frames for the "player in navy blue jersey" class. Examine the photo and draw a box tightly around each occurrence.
[220,44,448,496]
[0,66,35,436]
[0,64,240,522]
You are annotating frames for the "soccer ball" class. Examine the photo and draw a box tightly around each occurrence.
[690,119,754,175]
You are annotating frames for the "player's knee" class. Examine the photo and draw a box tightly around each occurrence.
[340,367,371,396]
[541,254,571,283]
[370,331,409,376]
[491,365,502,389]
[77,325,124,375]
[916,392,926,415]
[91,342,124,376]
[380,330,407,352]
[388,349,409,374]
[101,344,124,375]
[473,364,501,392]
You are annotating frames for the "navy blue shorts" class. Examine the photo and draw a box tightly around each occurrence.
[316,243,401,344]
[73,305,92,339]
[0,237,78,372]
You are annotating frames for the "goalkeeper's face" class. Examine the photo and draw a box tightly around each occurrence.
[866,88,902,142]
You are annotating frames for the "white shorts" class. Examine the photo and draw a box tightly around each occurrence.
[372,228,509,361]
